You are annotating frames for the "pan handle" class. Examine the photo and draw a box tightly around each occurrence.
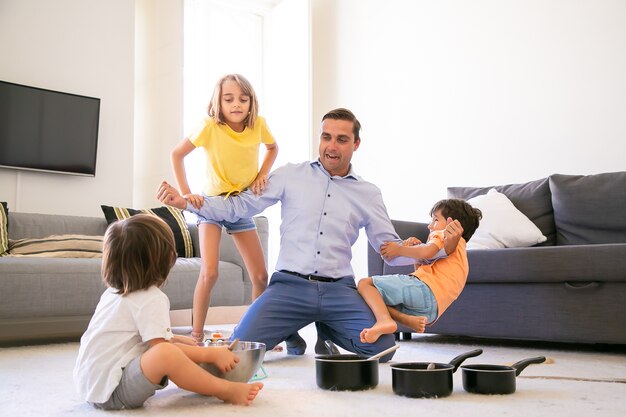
[324,340,341,355]
[512,356,546,376]
[448,349,483,372]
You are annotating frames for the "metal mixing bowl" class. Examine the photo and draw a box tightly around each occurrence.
[199,341,266,382]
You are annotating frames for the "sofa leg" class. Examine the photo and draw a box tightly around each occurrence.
[401,332,412,340]
[394,332,400,341]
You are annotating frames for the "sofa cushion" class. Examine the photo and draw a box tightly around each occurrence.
[377,242,626,285]
[101,205,194,258]
[550,172,626,245]
[464,243,626,284]
[0,202,7,256]
[7,212,108,239]
[8,234,103,258]
[465,189,547,249]
[448,177,556,245]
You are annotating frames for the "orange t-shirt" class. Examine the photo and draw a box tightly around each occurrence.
[413,231,469,321]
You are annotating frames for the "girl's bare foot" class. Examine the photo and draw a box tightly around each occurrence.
[360,319,398,344]
[217,381,263,405]
[405,316,427,333]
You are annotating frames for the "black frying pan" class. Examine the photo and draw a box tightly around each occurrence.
[390,349,483,398]
[315,343,399,391]
[461,356,546,394]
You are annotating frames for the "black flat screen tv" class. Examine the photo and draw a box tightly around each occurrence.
[0,80,100,177]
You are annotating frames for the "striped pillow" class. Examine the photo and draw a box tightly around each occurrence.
[8,234,103,258]
[0,202,8,256]
[100,205,194,258]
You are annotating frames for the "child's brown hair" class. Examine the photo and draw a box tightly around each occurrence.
[430,199,482,242]
[102,214,177,295]
[208,73,259,129]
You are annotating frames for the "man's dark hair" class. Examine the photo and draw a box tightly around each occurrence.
[430,199,482,242]
[322,108,361,141]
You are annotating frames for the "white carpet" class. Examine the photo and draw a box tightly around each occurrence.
[1,324,625,417]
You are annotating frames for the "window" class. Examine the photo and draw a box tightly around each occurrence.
[183,0,310,272]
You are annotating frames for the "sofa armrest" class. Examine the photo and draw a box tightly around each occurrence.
[367,219,430,277]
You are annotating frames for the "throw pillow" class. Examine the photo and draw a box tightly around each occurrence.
[8,234,103,258]
[465,189,547,250]
[549,171,626,245]
[0,202,8,256]
[448,177,555,245]
[101,205,193,258]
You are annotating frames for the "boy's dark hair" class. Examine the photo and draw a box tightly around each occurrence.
[430,199,482,242]
[102,214,177,295]
[322,108,361,141]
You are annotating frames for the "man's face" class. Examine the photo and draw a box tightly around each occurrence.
[318,118,360,177]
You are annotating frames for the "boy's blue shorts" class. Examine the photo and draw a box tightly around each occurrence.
[372,274,438,323]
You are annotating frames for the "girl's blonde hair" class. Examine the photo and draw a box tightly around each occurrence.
[208,73,259,129]
[102,214,177,295]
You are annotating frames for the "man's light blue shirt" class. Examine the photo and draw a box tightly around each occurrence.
[188,160,428,278]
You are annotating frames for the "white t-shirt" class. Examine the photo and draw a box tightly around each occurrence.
[73,285,174,403]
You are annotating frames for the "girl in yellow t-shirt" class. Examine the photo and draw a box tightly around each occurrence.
[170,74,278,344]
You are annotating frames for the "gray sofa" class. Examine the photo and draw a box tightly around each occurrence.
[368,171,626,345]
[0,212,268,345]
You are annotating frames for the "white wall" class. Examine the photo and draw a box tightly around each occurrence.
[134,0,184,209]
[2,0,625,278]
[311,0,626,277]
[0,0,135,216]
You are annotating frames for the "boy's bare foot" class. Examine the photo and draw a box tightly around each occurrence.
[360,319,398,344]
[218,381,264,406]
[405,315,427,333]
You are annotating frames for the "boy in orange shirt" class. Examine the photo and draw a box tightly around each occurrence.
[358,199,482,343]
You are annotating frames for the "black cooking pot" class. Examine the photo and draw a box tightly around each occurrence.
[315,343,399,391]
[461,356,546,394]
[390,349,483,398]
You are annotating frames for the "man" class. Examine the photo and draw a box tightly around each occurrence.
[157,108,463,362]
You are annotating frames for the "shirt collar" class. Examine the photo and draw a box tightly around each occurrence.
[311,159,359,180]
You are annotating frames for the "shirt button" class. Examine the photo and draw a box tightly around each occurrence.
[327,194,331,197]
[324,212,327,215]
[320,232,323,235]
[314,270,318,273]
[317,251,320,254]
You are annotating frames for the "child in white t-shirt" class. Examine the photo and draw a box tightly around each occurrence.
[73,214,263,409]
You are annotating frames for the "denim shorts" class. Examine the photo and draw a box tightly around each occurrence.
[372,274,438,323]
[196,215,257,234]
[92,356,168,410]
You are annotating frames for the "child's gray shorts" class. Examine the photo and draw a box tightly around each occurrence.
[91,356,168,410]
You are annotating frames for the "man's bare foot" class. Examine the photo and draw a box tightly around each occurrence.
[360,319,398,344]
[405,315,427,333]
[271,344,284,352]
[217,381,263,405]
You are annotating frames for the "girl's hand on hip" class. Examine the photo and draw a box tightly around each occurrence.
[250,174,269,195]
[184,193,204,209]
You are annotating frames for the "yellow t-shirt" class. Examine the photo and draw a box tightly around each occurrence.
[413,231,469,321]
[189,116,275,196]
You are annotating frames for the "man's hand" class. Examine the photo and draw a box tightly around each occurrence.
[443,217,463,255]
[156,181,188,210]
